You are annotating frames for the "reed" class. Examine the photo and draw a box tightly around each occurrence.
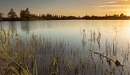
[0,28,129,75]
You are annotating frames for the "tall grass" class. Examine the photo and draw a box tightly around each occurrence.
[0,28,130,75]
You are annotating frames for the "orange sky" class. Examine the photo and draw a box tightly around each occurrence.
[1,0,130,17]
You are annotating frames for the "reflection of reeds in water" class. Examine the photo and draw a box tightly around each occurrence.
[81,29,86,50]
[0,28,130,75]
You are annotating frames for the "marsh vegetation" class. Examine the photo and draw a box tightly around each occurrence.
[0,27,130,75]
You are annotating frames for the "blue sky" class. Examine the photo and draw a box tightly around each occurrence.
[0,0,130,17]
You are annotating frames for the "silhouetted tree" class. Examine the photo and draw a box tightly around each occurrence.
[20,8,31,21]
[20,10,26,20]
[120,13,124,18]
[46,14,53,20]
[8,8,17,20]
[53,15,59,20]
[82,15,90,19]
[41,14,46,20]
[25,8,30,20]
[0,12,3,21]
[20,8,40,20]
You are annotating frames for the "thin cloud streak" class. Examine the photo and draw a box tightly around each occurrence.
[94,0,130,7]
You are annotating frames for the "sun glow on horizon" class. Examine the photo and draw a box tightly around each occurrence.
[127,10,130,16]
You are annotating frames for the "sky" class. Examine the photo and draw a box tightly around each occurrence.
[1,0,130,17]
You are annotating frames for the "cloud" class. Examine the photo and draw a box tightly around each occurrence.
[95,0,130,7]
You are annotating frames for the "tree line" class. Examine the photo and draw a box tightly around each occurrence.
[0,8,130,21]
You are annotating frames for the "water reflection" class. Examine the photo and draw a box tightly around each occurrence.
[20,21,30,33]
[8,21,17,34]
[0,20,130,49]
[81,29,86,50]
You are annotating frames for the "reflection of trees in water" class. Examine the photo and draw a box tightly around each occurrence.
[20,21,53,32]
[19,21,71,35]
[20,21,30,34]
[9,22,17,34]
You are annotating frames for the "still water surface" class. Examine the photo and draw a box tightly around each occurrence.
[0,20,130,49]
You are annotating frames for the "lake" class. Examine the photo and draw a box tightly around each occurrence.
[0,20,130,49]
[0,20,130,74]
